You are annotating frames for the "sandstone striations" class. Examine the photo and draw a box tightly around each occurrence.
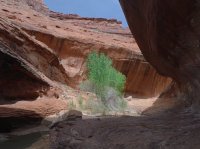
[0,0,171,131]
[3,0,171,97]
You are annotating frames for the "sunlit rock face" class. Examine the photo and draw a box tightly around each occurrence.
[26,29,171,98]
[120,0,200,108]
[0,0,172,131]
[0,0,172,101]
[3,0,170,98]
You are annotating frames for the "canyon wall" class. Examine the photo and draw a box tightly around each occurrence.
[0,0,176,132]
[120,0,200,109]
[0,0,173,131]
[0,0,171,98]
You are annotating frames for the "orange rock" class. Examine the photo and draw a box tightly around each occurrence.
[0,0,170,98]
[0,0,171,131]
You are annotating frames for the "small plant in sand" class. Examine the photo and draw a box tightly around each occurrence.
[78,95,84,109]
[68,100,76,110]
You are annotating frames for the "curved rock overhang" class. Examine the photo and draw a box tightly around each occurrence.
[120,0,200,109]
[0,43,49,101]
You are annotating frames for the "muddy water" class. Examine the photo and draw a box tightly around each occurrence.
[0,132,48,149]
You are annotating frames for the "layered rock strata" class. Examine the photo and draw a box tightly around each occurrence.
[0,0,171,98]
[0,0,171,131]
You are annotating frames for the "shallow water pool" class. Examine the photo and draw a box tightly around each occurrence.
[0,132,48,149]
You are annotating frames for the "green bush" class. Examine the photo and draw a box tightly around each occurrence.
[83,52,126,111]
[84,97,108,115]
[79,80,96,93]
[86,51,126,100]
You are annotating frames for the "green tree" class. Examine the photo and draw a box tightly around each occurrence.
[86,51,126,100]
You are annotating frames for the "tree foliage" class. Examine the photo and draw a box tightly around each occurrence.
[86,51,126,100]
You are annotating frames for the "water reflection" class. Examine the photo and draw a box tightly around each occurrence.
[0,132,48,149]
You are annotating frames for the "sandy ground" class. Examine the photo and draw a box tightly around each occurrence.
[0,98,67,117]
[128,97,157,114]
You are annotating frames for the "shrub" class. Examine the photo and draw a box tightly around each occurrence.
[84,97,107,115]
[79,80,96,93]
[78,96,84,109]
[80,51,127,113]
[68,100,76,110]
[86,51,126,99]
[103,87,127,112]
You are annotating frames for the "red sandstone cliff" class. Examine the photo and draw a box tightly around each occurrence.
[0,0,171,131]
[1,0,171,98]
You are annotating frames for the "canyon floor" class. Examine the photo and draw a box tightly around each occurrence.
[50,110,200,149]
[0,92,159,149]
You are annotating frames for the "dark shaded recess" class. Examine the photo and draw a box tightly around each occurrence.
[0,107,42,133]
[0,51,49,103]
[119,0,200,108]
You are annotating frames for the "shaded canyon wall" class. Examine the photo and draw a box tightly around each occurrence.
[120,0,200,109]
